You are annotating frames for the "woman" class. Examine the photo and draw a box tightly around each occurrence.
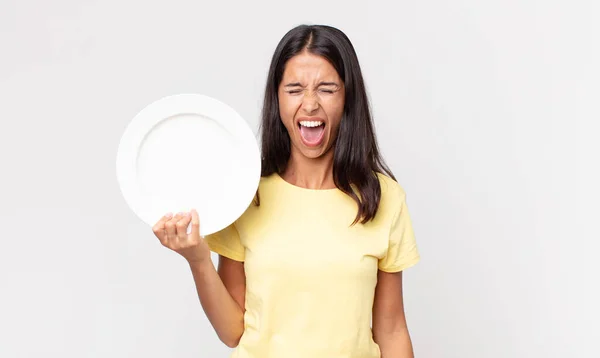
[152,24,420,358]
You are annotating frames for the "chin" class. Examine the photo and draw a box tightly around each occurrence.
[300,149,324,159]
[296,143,333,160]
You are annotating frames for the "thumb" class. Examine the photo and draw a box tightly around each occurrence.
[190,209,201,238]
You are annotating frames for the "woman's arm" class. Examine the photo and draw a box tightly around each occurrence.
[189,255,246,348]
[152,211,246,348]
[372,270,415,358]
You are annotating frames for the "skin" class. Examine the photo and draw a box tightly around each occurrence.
[277,50,345,190]
[373,271,416,357]
[152,211,244,347]
[152,51,415,357]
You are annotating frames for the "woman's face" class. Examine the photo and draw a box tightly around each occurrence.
[278,51,345,159]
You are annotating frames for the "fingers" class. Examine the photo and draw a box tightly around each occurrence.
[165,212,185,242]
[152,213,173,243]
[155,211,197,250]
[176,212,192,241]
[190,209,201,238]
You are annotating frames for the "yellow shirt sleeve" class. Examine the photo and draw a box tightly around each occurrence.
[204,223,245,262]
[378,192,420,272]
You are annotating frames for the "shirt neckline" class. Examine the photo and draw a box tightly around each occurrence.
[273,173,342,194]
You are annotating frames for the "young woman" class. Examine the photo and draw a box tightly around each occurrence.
[152,24,420,358]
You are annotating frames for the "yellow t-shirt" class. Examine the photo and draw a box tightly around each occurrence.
[205,172,420,358]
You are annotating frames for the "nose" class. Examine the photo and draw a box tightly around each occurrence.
[301,92,320,114]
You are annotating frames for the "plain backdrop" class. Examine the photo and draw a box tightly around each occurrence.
[1,0,598,357]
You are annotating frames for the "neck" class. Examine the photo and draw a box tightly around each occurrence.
[282,148,335,190]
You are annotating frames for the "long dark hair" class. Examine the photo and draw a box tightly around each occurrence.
[259,24,395,224]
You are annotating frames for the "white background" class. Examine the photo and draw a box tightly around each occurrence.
[1,0,598,357]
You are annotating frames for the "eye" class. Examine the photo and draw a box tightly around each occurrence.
[319,89,335,94]
[287,90,302,95]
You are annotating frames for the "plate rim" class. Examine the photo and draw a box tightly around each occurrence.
[116,93,261,235]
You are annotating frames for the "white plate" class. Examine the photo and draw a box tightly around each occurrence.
[116,93,261,236]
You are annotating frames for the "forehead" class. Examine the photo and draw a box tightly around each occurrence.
[282,52,341,82]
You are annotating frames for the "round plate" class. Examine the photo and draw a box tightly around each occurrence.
[116,94,260,236]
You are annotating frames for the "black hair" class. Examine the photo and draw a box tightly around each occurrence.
[259,24,395,224]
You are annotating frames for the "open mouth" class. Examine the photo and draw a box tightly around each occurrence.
[298,120,326,147]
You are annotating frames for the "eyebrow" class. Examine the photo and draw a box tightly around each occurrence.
[284,81,340,88]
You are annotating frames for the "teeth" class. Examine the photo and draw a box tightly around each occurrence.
[299,121,324,128]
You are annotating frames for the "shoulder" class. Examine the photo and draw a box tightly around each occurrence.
[373,172,408,223]
[240,173,279,214]
[255,173,279,200]
[376,172,407,204]
[257,173,279,190]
